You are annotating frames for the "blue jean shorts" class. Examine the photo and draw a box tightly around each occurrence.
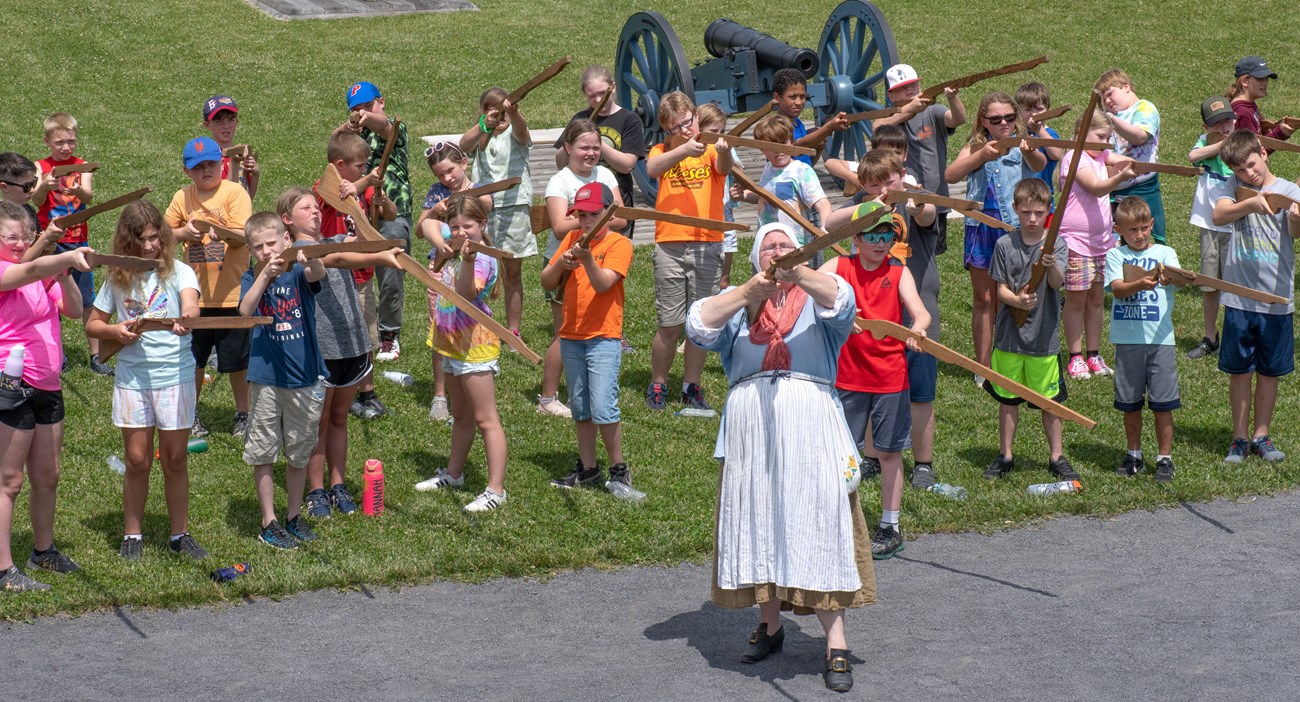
[906,349,937,403]
[1219,308,1294,377]
[560,337,622,424]
[55,241,94,302]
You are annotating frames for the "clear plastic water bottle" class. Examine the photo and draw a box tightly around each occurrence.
[382,371,414,387]
[606,480,647,503]
[311,375,326,402]
[1027,479,1083,496]
[928,482,967,501]
[107,455,126,475]
[675,408,717,418]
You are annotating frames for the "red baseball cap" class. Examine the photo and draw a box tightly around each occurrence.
[567,182,614,216]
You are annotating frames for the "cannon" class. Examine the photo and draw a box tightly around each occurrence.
[615,1,899,202]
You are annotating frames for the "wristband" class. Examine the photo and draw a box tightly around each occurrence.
[479,115,491,134]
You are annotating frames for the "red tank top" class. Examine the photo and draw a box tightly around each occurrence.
[834,256,908,393]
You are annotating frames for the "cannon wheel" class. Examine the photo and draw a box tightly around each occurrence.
[616,11,694,205]
[815,0,899,171]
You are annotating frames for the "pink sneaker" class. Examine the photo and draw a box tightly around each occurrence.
[1067,355,1091,380]
[1086,354,1113,377]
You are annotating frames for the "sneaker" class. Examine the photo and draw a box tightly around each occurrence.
[1224,438,1251,464]
[191,415,210,438]
[376,333,400,362]
[27,547,81,574]
[1186,336,1219,360]
[1116,454,1145,477]
[258,520,299,550]
[305,488,333,518]
[330,484,358,515]
[682,383,713,411]
[464,488,506,512]
[1049,456,1080,481]
[89,354,115,376]
[984,456,1014,480]
[536,395,573,418]
[860,456,882,480]
[1154,457,1175,483]
[119,538,143,562]
[1251,435,1286,462]
[169,533,209,560]
[285,515,318,542]
[415,467,465,492]
[645,382,668,411]
[362,396,388,417]
[607,462,633,487]
[350,400,379,420]
[0,565,49,592]
[870,525,905,560]
[1085,354,1113,377]
[231,411,250,438]
[552,460,602,489]
[429,395,451,422]
[621,337,636,354]
[910,463,936,489]
[1067,355,1091,380]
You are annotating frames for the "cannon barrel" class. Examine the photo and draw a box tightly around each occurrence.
[704,19,819,77]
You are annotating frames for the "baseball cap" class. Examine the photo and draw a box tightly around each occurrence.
[1201,96,1235,127]
[347,81,382,110]
[183,136,222,169]
[203,95,238,120]
[567,182,614,216]
[1235,56,1277,80]
[886,64,919,91]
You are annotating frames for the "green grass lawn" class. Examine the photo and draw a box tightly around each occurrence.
[3,0,1299,619]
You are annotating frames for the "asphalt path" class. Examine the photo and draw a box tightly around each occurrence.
[5,492,1298,701]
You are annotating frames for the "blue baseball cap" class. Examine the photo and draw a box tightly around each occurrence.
[347,81,382,110]
[183,136,222,169]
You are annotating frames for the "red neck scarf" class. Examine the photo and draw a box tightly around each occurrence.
[748,285,808,371]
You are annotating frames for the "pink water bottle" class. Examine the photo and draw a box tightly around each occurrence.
[362,459,385,515]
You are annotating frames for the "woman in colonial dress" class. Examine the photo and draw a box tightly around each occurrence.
[685,222,876,693]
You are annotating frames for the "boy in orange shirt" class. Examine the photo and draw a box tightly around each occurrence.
[644,92,733,413]
[165,136,254,438]
[540,183,636,492]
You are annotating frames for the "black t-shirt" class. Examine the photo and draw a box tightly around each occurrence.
[553,108,645,205]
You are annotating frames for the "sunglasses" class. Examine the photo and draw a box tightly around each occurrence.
[1,179,37,194]
[425,141,464,159]
[983,113,1017,125]
[858,230,896,244]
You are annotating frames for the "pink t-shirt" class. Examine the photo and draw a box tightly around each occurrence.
[0,260,64,391]
[1057,149,1116,257]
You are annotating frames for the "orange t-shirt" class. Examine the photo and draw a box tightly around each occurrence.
[164,180,253,308]
[548,229,634,340]
[649,143,725,243]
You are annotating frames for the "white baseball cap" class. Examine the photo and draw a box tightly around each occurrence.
[886,64,919,90]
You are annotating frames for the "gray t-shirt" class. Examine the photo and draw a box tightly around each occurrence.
[293,237,370,360]
[904,104,954,207]
[1219,176,1299,314]
[988,230,1068,356]
[901,213,941,340]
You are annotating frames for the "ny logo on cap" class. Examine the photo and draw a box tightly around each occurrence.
[195,141,205,152]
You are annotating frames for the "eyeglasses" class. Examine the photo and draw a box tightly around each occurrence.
[1,179,37,194]
[983,113,1017,125]
[0,234,35,245]
[667,113,696,135]
[425,141,464,159]
[759,242,796,254]
[858,230,896,244]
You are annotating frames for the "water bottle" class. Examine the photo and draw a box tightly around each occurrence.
[1027,479,1083,496]
[311,375,326,402]
[606,480,647,503]
[382,371,414,387]
[928,482,967,501]
[107,455,126,475]
[1,344,24,390]
[675,408,717,419]
[362,459,385,515]
[187,436,209,453]
[211,562,252,582]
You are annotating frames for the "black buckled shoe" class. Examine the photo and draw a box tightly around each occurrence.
[824,649,854,692]
[739,622,784,663]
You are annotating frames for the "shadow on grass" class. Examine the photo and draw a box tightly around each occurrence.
[520,448,581,480]
[893,554,1058,598]
[1173,421,1235,456]
[83,510,174,553]
[224,496,264,539]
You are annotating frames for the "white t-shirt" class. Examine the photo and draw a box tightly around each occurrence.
[542,165,619,259]
[93,266,201,390]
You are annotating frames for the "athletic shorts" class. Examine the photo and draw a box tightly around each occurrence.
[0,388,64,431]
[906,349,938,404]
[963,219,1006,270]
[1064,250,1106,292]
[1113,344,1181,412]
[1218,308,1294,377]
[323,353,371,388]
[356,278,379,350]
[837,388,912,453]
[190,308,251,374]
[653,241,723,327]
[112,382,197,431]
[1197,227,1231,292]
[243,383,323,467]
[985,350,1068,407]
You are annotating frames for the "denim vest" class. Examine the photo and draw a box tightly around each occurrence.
[964,144,1034,229]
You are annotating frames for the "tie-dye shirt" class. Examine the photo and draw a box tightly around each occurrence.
[433,255,499,362]
[1110,98,1160,189]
